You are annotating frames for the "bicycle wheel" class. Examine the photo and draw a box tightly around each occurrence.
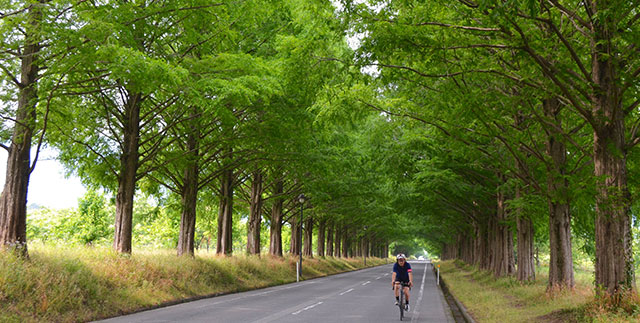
[399,288,404,320]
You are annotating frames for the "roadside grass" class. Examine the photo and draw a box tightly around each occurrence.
[0,243,388,323]
[438,260,640,322]
[438,260,586,322]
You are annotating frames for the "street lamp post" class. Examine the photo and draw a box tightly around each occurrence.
[363,225,368,266]
[297,194,306,279]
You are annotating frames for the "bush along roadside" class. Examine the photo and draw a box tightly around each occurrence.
[0,245,389,323]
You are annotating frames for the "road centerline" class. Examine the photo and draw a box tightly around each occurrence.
[339,288,354,295]
[411,261,429,322]
[292,301,323,315]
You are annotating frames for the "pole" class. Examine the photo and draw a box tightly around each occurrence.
[299,202,303,279]
[363,227,368,266]
[364,240,367,266]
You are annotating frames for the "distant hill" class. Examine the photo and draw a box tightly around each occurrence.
[27,203,43,210]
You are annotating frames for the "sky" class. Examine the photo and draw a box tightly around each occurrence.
[0,148,86,209]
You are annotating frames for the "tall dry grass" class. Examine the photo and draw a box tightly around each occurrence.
[0,244,387,323]
[437,260,640,323]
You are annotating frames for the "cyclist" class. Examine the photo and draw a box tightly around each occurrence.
[392,253,413,311]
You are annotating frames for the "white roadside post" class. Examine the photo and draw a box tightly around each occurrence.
[296,262,300,282]
[437,264,440,285]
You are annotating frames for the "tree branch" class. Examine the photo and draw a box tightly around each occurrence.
[624,99,640,116]
[507,17,594,126]
[622,66,640,98]
[124,3,226,26]
[31,63,70,173]
[547,0,591,29]
[535,16,591,81]
[0,63,22,87]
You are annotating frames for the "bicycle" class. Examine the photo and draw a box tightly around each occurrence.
[394,281,411,321]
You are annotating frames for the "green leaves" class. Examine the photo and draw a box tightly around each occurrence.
[95,44,187,95]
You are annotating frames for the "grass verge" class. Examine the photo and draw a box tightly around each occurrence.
[0,244,388,323]
[436,260,640,323]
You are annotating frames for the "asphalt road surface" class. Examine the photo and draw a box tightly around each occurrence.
[97,260,454,323]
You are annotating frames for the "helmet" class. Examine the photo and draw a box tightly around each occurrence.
[396,254,406,260]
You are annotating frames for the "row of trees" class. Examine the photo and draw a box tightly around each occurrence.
[0,0,409,261]
[338,0,640,300]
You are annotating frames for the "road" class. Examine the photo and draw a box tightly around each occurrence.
[97,260,454,323]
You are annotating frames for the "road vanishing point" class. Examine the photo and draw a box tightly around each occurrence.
[97,260,455,323]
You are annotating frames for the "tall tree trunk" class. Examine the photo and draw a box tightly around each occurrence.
[216,168,234,255]
[488,216,497,270]
[177,109,199,257]
[304,216,313,257]
[362,237,369,258]
[317,218,326,257]
[513,111,535,281]
[177,164,198,256]
[326,221,334,257]
[113,92,141,254]
[491,185,514,277]
[507,218,516,275]
[269,180,284,256]
[476,223,490,270]
[290,215,301,256]
[341,228,349,257]
[544,97,575,290]
[516,216,535,281]
[593,119,634,294]
[177,137,198,256]
[371,240,377,258]
[473,221,488,269]
[247,170,263,255]
[334,225,341,257]
[591,3,634,295]
[0,3,41,256]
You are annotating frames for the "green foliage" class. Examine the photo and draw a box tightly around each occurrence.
[132,196,179,249]
[27,207,79,243]
[76,190,113,245]
[26,191,186,249]
[27,190,113,245]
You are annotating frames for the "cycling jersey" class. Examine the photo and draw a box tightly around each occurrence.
[393,262,412,282]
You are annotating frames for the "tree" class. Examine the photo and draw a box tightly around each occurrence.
[0,0,73,255]
[51,0,194,254]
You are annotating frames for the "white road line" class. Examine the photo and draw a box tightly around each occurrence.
[375,276,382,280]
[194,281,317,309]
[292,302,323,315]
[339,288,354,295]
[362,281,371,286]
[411,262,428,323]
